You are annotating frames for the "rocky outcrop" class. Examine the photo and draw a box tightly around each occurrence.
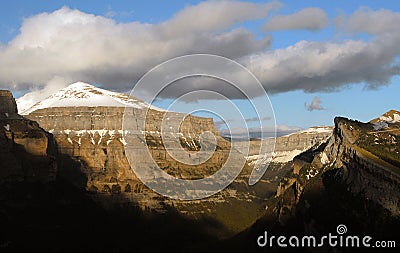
[268,115,400,221]
[323,117,400,215]
[258,113,400,233]
[0,90,57,183]
[0,90,18,114]
[227,113,400,252]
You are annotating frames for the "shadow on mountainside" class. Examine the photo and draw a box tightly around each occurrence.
[0,140,227,252]
[215,167,400,253]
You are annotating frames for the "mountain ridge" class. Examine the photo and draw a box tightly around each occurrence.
[370,109,400,124]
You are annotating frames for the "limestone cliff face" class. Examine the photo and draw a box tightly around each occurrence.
[25,106,226,189]
[27,106,216,133]
[269,127,332,155]
[322,117,400,215]
[0,91,57,183]
[271,113,400,225]
[0,90,17,114]
[232,113,400,250]
[234,127,332,166]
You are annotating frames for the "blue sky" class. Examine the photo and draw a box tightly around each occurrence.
[0,0,399,131]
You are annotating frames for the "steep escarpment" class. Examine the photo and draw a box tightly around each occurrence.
[272,113,400,221]
[20,83,261,236]
[228,112,400,252]
[26,106,231,188]
[0,90,57,183]
[324,116,400,214]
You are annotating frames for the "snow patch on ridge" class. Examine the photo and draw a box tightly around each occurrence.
[379,113,400,123]
[247,149,306,164]
[246,126,332,165]
[285,126,332,136]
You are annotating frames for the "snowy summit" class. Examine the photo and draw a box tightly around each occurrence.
[375,110,400,123]
[369,109,400,130]
[17,82,163,115]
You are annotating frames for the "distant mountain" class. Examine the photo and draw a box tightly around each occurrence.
[233,126,333,164]
[370,109,400,124]
[16,82,163,115]
[369,109,400,130]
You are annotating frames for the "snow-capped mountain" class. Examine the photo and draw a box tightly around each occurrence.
[370,109,400,130]
[17,82,163,115]
[371,110,400,124]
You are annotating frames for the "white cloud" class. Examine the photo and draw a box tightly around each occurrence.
[342,7,400,34]
[0,2,277,93]
[264,7,328,31]
[305,96,325,111]
[243,37,400,94]
[161,0,282,36]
